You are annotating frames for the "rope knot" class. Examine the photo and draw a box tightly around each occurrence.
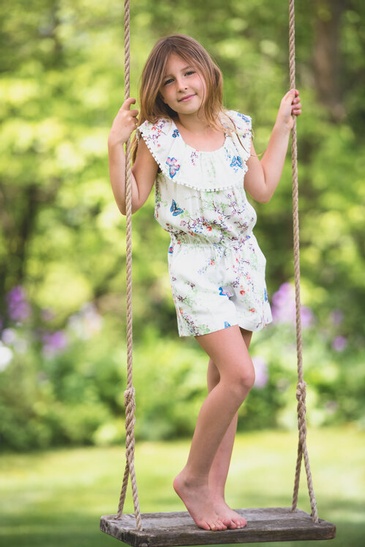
[296,381,307,403]
[124,386,136,407]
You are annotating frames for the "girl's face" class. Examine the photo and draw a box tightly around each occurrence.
[159,54,206,117]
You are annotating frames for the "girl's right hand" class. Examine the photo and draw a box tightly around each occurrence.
[276,89,302,131]
[108,97,139,147]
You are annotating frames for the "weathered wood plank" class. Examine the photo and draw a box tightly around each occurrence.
[100,507,336,546]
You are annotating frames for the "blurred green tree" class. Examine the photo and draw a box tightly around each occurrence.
[1,0,364,340]
[0,0,364,449]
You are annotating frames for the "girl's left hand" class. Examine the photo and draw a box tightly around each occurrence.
[277,89,302,130]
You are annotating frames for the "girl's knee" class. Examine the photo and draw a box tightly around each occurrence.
[246,367,256,390]
[227,362,255,400]
[237,366,255,393]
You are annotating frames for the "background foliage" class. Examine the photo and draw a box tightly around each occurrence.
[0,0,364,450]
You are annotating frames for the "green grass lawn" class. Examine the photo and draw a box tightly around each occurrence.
[1,426,364,547]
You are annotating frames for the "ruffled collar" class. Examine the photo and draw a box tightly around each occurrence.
[139,110,252,192]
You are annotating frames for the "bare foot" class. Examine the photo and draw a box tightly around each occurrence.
[173,472,228,531]
[213,500,247,529]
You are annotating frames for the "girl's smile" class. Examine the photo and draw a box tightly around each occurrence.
[160,54,206,116]
[178,94,196,103]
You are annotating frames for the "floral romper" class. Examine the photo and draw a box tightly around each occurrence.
[139,110,272,337]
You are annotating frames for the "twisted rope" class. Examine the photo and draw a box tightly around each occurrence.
[115,0,318,532]
[288,0,319,523]
[116,0,143,531]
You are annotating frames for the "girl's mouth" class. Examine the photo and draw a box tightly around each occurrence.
[178,94,195,102]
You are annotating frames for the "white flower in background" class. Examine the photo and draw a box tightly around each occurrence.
[252,356,269,389]
[0,342,13,372]
[68,303,103,339]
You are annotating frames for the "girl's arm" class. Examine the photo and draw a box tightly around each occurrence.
[244,89,302,203]
[108,98,158,215]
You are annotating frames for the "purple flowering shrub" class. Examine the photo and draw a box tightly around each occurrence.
[0,282,363,449]
[0,286,123,450]
[6,286,31,323]
[243,281,363,431]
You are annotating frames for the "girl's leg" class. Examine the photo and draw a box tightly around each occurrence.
[173,326,255,531]
[207,329,253,528]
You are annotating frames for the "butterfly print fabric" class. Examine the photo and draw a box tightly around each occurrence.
[138,111,272,336]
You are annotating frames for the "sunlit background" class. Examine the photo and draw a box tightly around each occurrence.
[1,1,364,546]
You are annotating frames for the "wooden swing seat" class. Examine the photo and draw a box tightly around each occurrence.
[100,507,336,546]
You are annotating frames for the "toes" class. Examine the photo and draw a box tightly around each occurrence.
[214,523,227,531]
[223,518,237,529]
[234,519,247,529]
[224,516,247,530]
[198,520,212,531]
[209,519,227,531]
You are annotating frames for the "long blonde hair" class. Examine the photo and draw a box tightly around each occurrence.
[139,34,224,127]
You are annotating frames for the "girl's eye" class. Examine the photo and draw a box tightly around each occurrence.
[185,70,195,76]
[163,78,174,86]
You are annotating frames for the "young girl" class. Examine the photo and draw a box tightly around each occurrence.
[108,34,302,532]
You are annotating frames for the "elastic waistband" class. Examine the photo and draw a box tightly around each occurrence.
[169,233,252,248]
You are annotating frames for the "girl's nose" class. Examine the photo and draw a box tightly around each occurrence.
[177,78,187,91]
